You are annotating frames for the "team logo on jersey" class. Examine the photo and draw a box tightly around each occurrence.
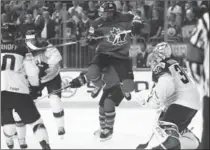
[107,27,127,45]
[61,76,77,98]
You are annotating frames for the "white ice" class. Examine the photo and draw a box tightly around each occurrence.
[1,105,203,149]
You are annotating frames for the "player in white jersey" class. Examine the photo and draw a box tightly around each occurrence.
[25,31,65,137]
[186,10,209,149]
[136,42,200,149]
[1,23,51,149]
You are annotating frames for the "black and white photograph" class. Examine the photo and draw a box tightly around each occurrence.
[0,0,209,149]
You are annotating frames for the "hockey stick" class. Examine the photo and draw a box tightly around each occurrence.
[35,83,73,101]
[25,29,132,51]
[137,133,155,149]
[26,40,78,51]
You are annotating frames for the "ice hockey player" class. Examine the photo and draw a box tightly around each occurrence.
[25,31,65,138]
[69,65,132,141]
[1,23,51,149]
[186,11,209,149]
[77,1,144,99]
[136,42,200,149]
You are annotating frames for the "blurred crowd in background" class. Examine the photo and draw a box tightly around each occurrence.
[1,0,209,69]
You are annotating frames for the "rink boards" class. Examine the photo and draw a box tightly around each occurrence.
[36,71,153,107]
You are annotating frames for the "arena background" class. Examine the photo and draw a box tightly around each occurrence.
[1,0,209,149]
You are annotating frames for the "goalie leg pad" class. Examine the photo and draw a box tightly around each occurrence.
[152,121,180,149]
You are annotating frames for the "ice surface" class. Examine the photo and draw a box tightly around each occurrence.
[1,106,202,149]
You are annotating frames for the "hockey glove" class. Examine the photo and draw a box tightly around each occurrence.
[37,62,49,78]
[29,86,42,100]
[69,74,87,88]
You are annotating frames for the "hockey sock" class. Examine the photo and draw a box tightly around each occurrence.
[13,110,26,140]
[3,124,16,148]
[49,95,65,129]
[30,118,49,144]
[99,106,106,129]
[104,99,116,130]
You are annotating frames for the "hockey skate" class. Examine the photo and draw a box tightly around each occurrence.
[100,128,113,142]
[6,138,14,149]
[94,128,104,138]
[58,127,65,139]
[40,140,51,150]
[18,138,28,149]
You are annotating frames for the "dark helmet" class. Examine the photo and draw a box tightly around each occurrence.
[1,23,17,41]
[98,1,116,13]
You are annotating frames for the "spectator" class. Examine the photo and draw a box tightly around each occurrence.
[114,1,123,12]
[136,0,150,21]
[65,20,78,41]
[167,0,182,25]
[166,12,181,40]
[52,2,63,37]
[150,1,164,19]
[41,11,56,39]
[183,9,197,26]
[136,38,149,68]
[122,2,132,14]
[68,0,83,25]
[16,2,28,25]
[86,1,99,21]
[149,9,163,38]
[1,13,8,25]
[78,10,91,42]
[19,13,37,38]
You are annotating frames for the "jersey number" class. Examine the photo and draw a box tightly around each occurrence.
[1,55,15,71]
[174,65,189,84]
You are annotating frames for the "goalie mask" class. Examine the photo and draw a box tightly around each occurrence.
[153,42,172,60]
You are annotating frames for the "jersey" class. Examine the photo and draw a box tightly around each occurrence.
[1,41,39,94]
[89,12,134,59]
[188,12,209,97]
[32,43,62,83]
[147,60,200,111]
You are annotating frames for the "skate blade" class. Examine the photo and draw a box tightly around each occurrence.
[100,135,112,142]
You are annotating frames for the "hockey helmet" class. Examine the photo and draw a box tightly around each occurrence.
[98,1,116,20]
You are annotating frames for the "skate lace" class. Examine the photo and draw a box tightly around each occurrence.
[180,127,194,135]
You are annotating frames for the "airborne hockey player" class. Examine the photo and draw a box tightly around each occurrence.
[69,1,145,99]
[1,23,51,149]
[136,42,200,149]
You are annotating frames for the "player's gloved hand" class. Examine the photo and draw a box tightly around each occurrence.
[69,73,87,88]
[29,86,42,100]
[37,62,49,78]
[86,30,104,45]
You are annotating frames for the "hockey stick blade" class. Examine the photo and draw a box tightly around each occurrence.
[136,133,154,149]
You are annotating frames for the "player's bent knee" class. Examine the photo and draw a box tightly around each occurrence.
[3,124,17,137]
[30,118,46,132]
[152,121,181,149]
[121,79,135,93]
[86,65,102,82]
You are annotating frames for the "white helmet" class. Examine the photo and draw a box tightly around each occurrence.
[153,42,172,60]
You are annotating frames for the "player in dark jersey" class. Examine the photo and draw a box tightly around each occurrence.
[69,65,126,141]
[69,1,145,99]
[1,23,51,149]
